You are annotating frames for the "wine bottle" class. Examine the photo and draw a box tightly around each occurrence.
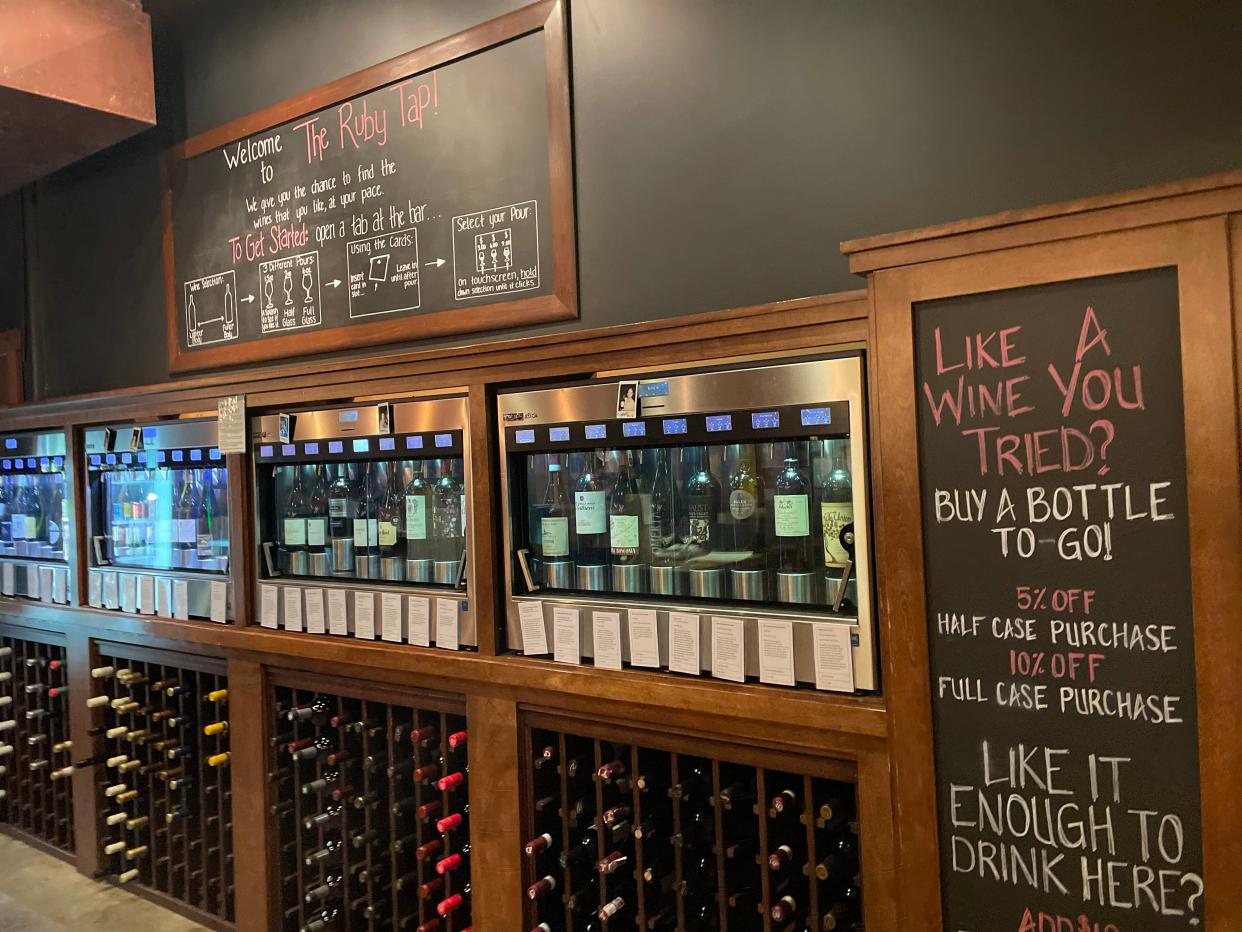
[404,463,432,562]
[431,463,464,564]
[683,446,720,551]
[539,460,571,565]
[327,464,357,542]
[306,463,330,556]
[775,454,813,573]
[378,462,403,560]
[609,451,643,564]
[648,448,677,566]
[820,446,854,569]
[573,453,608,567]
[724,443,764,552]
[524,832,554,856]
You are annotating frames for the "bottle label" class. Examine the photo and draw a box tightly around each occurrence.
[328,498,348,518]
[541,516,569,557]
[306,518,327,547]
[687,503,712,544]
[196,533,212,558]
[367,519,379,547]
[379,520,398,547]
[649,503,674,550]
[774,495,810,537]
[729,489,756,520]
[405,496,427,540]
[352,518,369,547]
[176,518,198,544]
[283,517,307,546]
[10,514,25,540]
[821,502,854,565]
[574,490,606,534]
[609,514,640,555]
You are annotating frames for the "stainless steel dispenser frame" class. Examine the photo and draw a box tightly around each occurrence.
[84,419,235,621]
[250,396,477,648]
[0,429,72,604]
[497,354,877,690]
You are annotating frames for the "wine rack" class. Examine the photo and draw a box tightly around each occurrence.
[273,682,471,932]
[0,634,73,853]
[522,724,862,931]
[89,648,233,922]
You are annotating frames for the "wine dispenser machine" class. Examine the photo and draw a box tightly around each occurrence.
[497,354,876,690]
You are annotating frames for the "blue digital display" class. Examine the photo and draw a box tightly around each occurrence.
[25,458,34,469]
[638,381,669,398]
[157,451,167,463]
[190,449,203,461]
[800,407,832,427]
[3,439,14,450]
[172,450,185,462]
[53,457,63,468]
[121,453,132,464]
[622,421,647,438]
[352,439,370,453]
[39,458,49,469]
[379,437,396,451]
[3,459,12,469]
[339,410,359,423]
[751,411,780,430]
[260,445,274,458]
[328,441,344,454]
[142,427,158,443]
[662,418,688,436]
[137,452,147,464]
[405,435,424,450]
[106,454,117,465]
[434,434,453,448]
[304,442,319,456]
[585,424,607,441]
[209,449,222,461]
[515,429,535,445]
[705,414,732,433]
[281,444,296,457]
[549,427,570,442]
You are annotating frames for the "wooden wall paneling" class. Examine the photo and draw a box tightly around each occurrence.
[65,626,101,877]
[227,657,276,932]
[1230,214,1242,447]
[225,452,254,626]
[0,292,869,432]
[466,694,522,931]
[466,384,499,655]
[0,328,24,403]
[855,215,1242,930]
[62,422,86,607]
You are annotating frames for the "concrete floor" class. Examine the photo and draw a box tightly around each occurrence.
[0,833,207,931]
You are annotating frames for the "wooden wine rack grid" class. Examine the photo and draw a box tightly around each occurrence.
[0,634,74,853]
[522,723,862,932]
[273,682,471,932]
[91,648,234,922]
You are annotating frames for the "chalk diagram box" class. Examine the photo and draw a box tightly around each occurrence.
[258,251,323,334]
[184,270,238,347]
[347,226,421,319]
[452,200,540,302]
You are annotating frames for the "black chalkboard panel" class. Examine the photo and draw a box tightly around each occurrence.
[915,269,1205,931]
[165,2,575,372]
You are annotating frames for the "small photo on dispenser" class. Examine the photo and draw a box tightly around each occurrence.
[615,381,639,419]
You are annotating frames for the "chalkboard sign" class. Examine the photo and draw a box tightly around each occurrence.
[164,1,575,373]
[915,269,1205,931]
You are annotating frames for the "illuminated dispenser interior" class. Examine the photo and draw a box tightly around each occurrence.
[85,420,232,620]
[0,430,71,603]
[252,398,476,647]
[498,355,875,689]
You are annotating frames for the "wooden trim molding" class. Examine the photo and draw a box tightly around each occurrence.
[163,0,577,374]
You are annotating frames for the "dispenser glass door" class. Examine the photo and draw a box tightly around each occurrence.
[0,456,68,562]
[509,418,858,612]
[264,456,466,586]
[89,452,230,574]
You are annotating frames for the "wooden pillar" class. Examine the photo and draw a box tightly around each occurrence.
[66,627,101,877]
[466,694,522,930]
[228,658,278,931]
[62,423,88,608]
[226,451,255,626]
[466,385,499,655]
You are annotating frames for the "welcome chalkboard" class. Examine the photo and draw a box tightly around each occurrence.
[915,269,1205,931]
[164,1,575,373]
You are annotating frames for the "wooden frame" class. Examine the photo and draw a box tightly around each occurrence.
[845,178,1242,929]
[162,0,577,374]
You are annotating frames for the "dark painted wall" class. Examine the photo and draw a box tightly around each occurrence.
[16,0,1242,398]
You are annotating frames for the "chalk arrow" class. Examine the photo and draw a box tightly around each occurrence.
[423,258,446,268]
[327,279,342,288]
[240,294,256,304]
